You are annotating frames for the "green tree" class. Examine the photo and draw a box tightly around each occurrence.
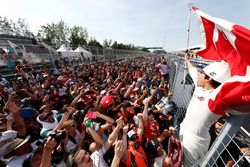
[111,41,118,49]
[88,37,102,48]
[0,17,14,34]
[38,20,69,48]
[38,23,56,46]
[69,26,88,47]
[0,17,32,36]
[56,20,70,46]
[141,47,150,52]
[103,39,112,48]
[15,18,32,36]
[111,41,139,50]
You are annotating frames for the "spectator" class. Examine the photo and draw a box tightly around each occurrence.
[121,113,148,167]
[0,55,179,167]
[209,117,240,167]
[180,55,231,166]
[156,58,169,83]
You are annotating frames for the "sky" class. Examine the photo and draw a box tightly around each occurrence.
[0,0,249,51]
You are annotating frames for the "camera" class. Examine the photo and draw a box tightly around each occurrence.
[49,131,67,141]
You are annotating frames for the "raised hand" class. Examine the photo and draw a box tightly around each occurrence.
[44,137,57,152]
[167,92,173,100]
[137,113,143,120]
[74,150,92,167]
[184,54,190,61]
[6,113,14,124]
[123,124,129,134]
[114,140,126,159]
[116,116,124,129]
[142,97,149,106]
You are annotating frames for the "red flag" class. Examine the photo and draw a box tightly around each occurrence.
[208,75,250,115]
[192,6,250,76]
[193,6,250,114]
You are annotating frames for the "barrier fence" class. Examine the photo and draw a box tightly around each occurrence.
[165,54,250,167]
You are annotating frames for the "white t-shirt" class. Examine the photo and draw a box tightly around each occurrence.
[91,145,108,167]
[156,64,168,75]
[180,67,221,166]
[180,67,221,138]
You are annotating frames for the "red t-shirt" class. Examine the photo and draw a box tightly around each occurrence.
[144,120,160,140]
[121,135,147,167]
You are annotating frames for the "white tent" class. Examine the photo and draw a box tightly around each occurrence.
[56,44,80,60]
[56,44,68,52]
[74,46,92,59]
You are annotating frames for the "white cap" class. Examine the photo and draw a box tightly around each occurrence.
[100,90,107,96]
[203,61,231,83]
[127,130,136,139]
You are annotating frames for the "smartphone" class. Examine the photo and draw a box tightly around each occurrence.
[86,111,97,119]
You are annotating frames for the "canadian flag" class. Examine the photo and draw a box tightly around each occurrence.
[192,6,250,114]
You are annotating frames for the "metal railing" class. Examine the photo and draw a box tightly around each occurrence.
[165,53,250,167]
[200,115,250,167]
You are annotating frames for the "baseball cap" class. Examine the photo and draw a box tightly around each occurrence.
[203,61,231,83]
[100,95,114,108]
[127,130,136,140]
[100,90,107,96]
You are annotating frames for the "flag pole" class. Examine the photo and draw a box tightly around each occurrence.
[183,2,193,88]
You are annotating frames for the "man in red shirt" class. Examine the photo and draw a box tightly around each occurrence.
[121,127,148,167]
[143,97,160,140]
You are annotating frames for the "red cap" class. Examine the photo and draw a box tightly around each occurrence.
[100,95,114,108]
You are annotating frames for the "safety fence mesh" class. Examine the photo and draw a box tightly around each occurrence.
[165,54,250,167]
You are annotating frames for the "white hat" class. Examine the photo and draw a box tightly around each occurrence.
[127,130,136,139]
[100,90,107,96]
[203,61,231,83]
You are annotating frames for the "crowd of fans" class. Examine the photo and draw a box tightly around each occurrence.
[0,56,183,167]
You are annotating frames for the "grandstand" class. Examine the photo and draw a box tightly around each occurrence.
[0,34,50,54]
[0,34,150,76]
[0,34,56,75]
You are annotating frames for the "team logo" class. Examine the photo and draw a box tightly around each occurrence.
[209,72,216,76]
[198,96,205,101]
